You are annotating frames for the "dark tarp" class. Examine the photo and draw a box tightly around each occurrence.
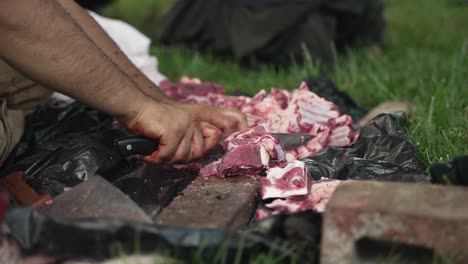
[157,0,385,67]
[0,102,133,196]
[303,112,428,183]
[5,207,317,262]
[431,155,468,186]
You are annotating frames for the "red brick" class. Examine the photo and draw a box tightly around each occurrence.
[321,181,468,264]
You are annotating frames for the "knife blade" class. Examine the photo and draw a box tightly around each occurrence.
[114,133,314,158]
[271,133,315,150]
[198,132,315,165]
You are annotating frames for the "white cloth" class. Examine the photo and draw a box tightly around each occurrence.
[89,11,167,85]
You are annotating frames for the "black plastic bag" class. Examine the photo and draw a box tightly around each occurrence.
[5,207,309,262]
[303,112,428,182]
[112,162,196,218]
[0,102,132,196]
[249,211,322,259]
[430,155,468,186]
[3,102,110,166]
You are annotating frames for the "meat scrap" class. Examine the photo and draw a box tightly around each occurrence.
[265,178,344,213]
[260,160,310,200]
[199,126,286,177]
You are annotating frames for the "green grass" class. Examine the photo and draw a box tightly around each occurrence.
[101,0,467,263]
[103,0,467,168]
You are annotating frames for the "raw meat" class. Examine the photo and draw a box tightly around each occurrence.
[255,208,272,221]
[199,126,341,214]
[265,178,344,213]
[162,78,355,159]
[260,160,310,199]
[163,78,355,215]
[199,126,286,177]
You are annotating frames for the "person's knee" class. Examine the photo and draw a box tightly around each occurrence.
[0,100,24,166]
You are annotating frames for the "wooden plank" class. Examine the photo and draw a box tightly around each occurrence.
[154,176,259,230]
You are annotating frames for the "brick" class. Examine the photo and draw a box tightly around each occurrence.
[321,181,468,264]
[154,176,259,230]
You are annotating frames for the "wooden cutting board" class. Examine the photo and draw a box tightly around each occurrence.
[154,176,259,230]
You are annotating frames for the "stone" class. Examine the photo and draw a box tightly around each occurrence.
[154,176,259,230]
[64,254,180,264]
[321,181,468,264]
[357,100,410,128]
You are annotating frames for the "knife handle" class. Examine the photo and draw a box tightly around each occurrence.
[114,136,159,157]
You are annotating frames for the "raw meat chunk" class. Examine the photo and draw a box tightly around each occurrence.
[199,126,286,177]
[266,178,344,213]
[260,160,310,199]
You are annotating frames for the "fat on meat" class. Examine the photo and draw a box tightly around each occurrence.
[199,126,286,177]
[265,178,344,213]
[260,160,310,199]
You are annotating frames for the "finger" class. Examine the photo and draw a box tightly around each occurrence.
[144,124,185,164]
[220,108,249,130]
[190,124,206,161]
[167,125,194,164]
[143,135,179,164]
[201,121,222,152]
[198,107,238,134]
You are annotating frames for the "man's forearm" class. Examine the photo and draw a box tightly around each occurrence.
[0,0,150,121]
[57,0,173,104]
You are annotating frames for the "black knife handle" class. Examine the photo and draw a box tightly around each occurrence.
[114,136,159,157]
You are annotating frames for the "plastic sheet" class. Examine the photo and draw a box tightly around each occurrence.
[5,207,308,262]
[430,155,468,186]
[0,102,132,196]
[112,162,196,218]
[303,112,428,182]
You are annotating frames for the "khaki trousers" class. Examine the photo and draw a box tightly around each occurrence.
[0,60,52,166]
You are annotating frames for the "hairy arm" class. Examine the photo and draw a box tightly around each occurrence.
[56,0,173,104]
[0,0,150,121]
[0,0,221,163]
[56,0,249,134]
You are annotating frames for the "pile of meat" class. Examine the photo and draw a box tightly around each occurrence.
[160,79,358,160]
[159,78,356,217]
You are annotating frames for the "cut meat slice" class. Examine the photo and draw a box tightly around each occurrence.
[260,160,310,199]
[200,126,287,177]
[265,178,344,213]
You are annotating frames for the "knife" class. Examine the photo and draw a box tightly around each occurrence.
[198,132,315,165]
[114,133,314,157]
[271,133,315,151]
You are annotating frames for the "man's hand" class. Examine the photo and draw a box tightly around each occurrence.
[174,103,249,135]
[122,101,222,164]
